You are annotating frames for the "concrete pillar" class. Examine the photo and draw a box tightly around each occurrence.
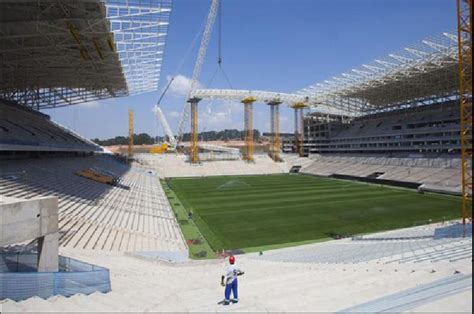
[294,107,304,156]
[37,233,59,272]
[267,100,282,161]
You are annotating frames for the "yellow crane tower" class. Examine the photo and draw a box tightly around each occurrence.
[188,97,201,164]
[242,96,256,162]
[291,102,307,157]
[457,0,472,226]
[128,108,134,159]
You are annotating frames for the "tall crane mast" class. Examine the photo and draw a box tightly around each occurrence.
[175,0,220,143]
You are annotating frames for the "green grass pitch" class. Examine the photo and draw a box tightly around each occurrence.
[168,174,464,251]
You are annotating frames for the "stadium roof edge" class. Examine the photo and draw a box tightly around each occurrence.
[0,0,172,110]
[296,31,462,116]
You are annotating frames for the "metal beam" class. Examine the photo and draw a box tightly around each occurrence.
[0,0,172,109]
[296,32,460,116]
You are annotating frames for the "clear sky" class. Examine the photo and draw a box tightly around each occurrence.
[43,0,458,140]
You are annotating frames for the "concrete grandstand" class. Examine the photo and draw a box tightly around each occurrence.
[0,0,472,313]
[0,100,102,154]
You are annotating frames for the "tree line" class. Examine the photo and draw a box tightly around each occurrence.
[92,129,261,146]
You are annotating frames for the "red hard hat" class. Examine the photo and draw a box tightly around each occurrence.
[229,255,235,264]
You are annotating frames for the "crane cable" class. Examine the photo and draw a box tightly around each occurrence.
[157,13,209,107]
[207,0,233,89]
[175,16,208,78]
[218,0,222,66]
[217,0,233,89]
[154,16,208,145]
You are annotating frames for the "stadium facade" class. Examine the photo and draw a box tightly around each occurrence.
[303,100,461,155]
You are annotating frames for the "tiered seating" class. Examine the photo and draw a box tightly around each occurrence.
[281,154,314,169]
[253,222,472,265]
[2,221,471,312]
[300,155,463,192]
[0,99,101,152]
[0,156,186,252]
[136,153,287,177]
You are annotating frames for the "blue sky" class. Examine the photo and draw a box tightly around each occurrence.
[43,0,457,140]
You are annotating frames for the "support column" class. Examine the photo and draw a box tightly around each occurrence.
[291,102,307,157]
[268,100,282,161]
[37,233,59,272]
[242,96,256,162]
[298,108,304,157]
[188,97,201,164]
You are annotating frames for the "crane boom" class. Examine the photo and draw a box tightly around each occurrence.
[176,0,220,143]
[153,105,177,148]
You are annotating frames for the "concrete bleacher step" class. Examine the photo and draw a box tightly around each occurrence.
[47,293,116,312]
[1,155,184,253]
[177,288,228,312]
[428,249,473,263]
[10,296,56,312]
[449,253,473,262]
[338,273,472,313]
[80,291,127,310]
[387,242,472,264]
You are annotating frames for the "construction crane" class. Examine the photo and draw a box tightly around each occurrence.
[176,0,220,144]
[152,105,177,150]
[152,76,177,152]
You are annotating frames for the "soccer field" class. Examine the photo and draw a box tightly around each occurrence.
[168,174,464,251]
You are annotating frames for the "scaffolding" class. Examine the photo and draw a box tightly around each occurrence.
[457,0,473,225]
[0,0,172,109]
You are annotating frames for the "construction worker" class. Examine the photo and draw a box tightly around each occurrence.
[220,255,244,305]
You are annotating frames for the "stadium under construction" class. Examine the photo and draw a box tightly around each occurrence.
[0,0,472,312]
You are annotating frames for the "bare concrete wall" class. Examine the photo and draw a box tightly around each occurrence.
[0,196,58,271]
